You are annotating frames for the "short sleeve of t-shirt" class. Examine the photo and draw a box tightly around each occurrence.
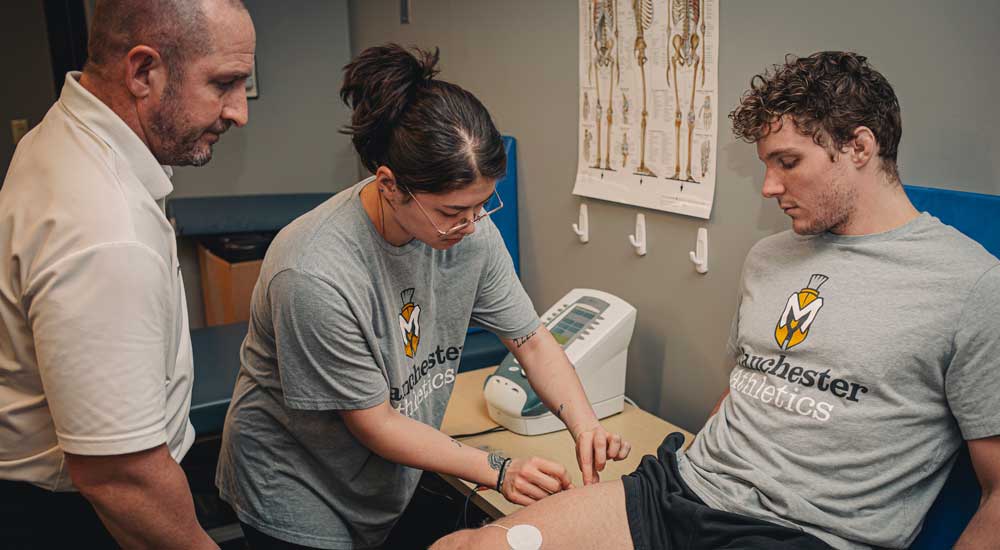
[726,256,750,359]
[27,242,172,456]
[726,295,743,358]
[268,268,388,411]
[946,264,1000,440]
[469,223,539,340]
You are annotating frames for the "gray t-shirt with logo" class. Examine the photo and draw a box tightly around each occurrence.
[680,213,1000,549]
[216,178,539,549]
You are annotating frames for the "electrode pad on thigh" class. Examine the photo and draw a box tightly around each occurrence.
[507,524,543,550]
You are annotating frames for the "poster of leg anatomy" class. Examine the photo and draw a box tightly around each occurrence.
[573,0,719,219]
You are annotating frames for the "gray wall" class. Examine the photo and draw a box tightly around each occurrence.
[171,0,357,197]
[0,1,57,182]
[349,0,1000,431]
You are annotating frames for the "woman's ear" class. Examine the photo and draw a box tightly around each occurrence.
[375,166,402,202]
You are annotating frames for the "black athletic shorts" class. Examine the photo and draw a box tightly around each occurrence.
[621,433,833,550]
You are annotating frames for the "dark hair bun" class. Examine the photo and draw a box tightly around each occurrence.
[340,44,440,172]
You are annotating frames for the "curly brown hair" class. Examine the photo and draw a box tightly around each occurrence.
[730,51,901,181]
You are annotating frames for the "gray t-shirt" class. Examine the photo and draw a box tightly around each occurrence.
[216,178,539,549]
[679,213,1000,550]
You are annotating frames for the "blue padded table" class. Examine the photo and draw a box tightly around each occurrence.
[905,184,999,549]
[189,322,248,435]
[183,137,521,435]
[168,193,333,236]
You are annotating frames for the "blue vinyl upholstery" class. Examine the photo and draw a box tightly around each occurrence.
[904,185,1000,260]
[905,184,999,549]
[454,136,521,365]
[464,135,520,340]
[168,193,333,236]
[188,322,247,435]
[491,136,521,275]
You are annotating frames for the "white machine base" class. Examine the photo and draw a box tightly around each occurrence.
[487,395,625,436]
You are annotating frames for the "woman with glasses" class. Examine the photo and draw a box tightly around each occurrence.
[216,44,631,549]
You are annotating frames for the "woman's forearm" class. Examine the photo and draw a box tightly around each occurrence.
[341,401,501,487]
[512,327,600,437]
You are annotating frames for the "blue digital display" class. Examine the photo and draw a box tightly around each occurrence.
[550,306,596,346]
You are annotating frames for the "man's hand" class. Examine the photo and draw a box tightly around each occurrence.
[574,423,631,485]
[499,456,574,505]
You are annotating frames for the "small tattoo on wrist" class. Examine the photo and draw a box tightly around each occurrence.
[487,451,506,471]
[513,330,537,348]
[555,403,565,419]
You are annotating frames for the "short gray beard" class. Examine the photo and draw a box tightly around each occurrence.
[149,77,214,167]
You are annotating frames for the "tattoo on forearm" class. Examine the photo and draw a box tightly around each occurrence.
[451,438,462,448]
[513,330,537,349]
[487,451,506,471]
[554,403,565,419]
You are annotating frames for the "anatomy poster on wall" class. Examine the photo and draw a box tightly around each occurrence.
[573,0,719,219]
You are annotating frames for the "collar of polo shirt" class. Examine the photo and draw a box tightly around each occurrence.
[60,72,175,201]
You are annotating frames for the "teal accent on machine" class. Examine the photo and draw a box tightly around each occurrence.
[483,289,637,435]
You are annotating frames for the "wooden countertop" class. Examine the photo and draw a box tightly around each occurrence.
[439,367,693,518]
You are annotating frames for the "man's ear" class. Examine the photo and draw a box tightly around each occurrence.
[124,45,166,99]
[848,126,877,169]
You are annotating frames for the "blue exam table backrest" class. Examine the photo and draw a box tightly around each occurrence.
[490,136,521,275]
[905,184,999,550]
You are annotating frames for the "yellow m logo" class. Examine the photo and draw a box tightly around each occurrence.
[398,288,421,358]
[774,274,828,351]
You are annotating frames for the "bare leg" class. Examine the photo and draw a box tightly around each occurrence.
[670,47,682,180]
[431,480,634,550]
[604,76,615,170]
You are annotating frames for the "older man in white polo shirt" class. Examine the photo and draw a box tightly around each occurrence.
[0,0,254,548]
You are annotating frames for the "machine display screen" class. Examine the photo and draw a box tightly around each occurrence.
[549,306,597,346]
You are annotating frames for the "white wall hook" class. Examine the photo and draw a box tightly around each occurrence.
[689,227,708,274]
[572,203,589,243]
[628,213,647,256]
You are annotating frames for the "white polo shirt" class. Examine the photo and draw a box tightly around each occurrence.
[0,72,195,491]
